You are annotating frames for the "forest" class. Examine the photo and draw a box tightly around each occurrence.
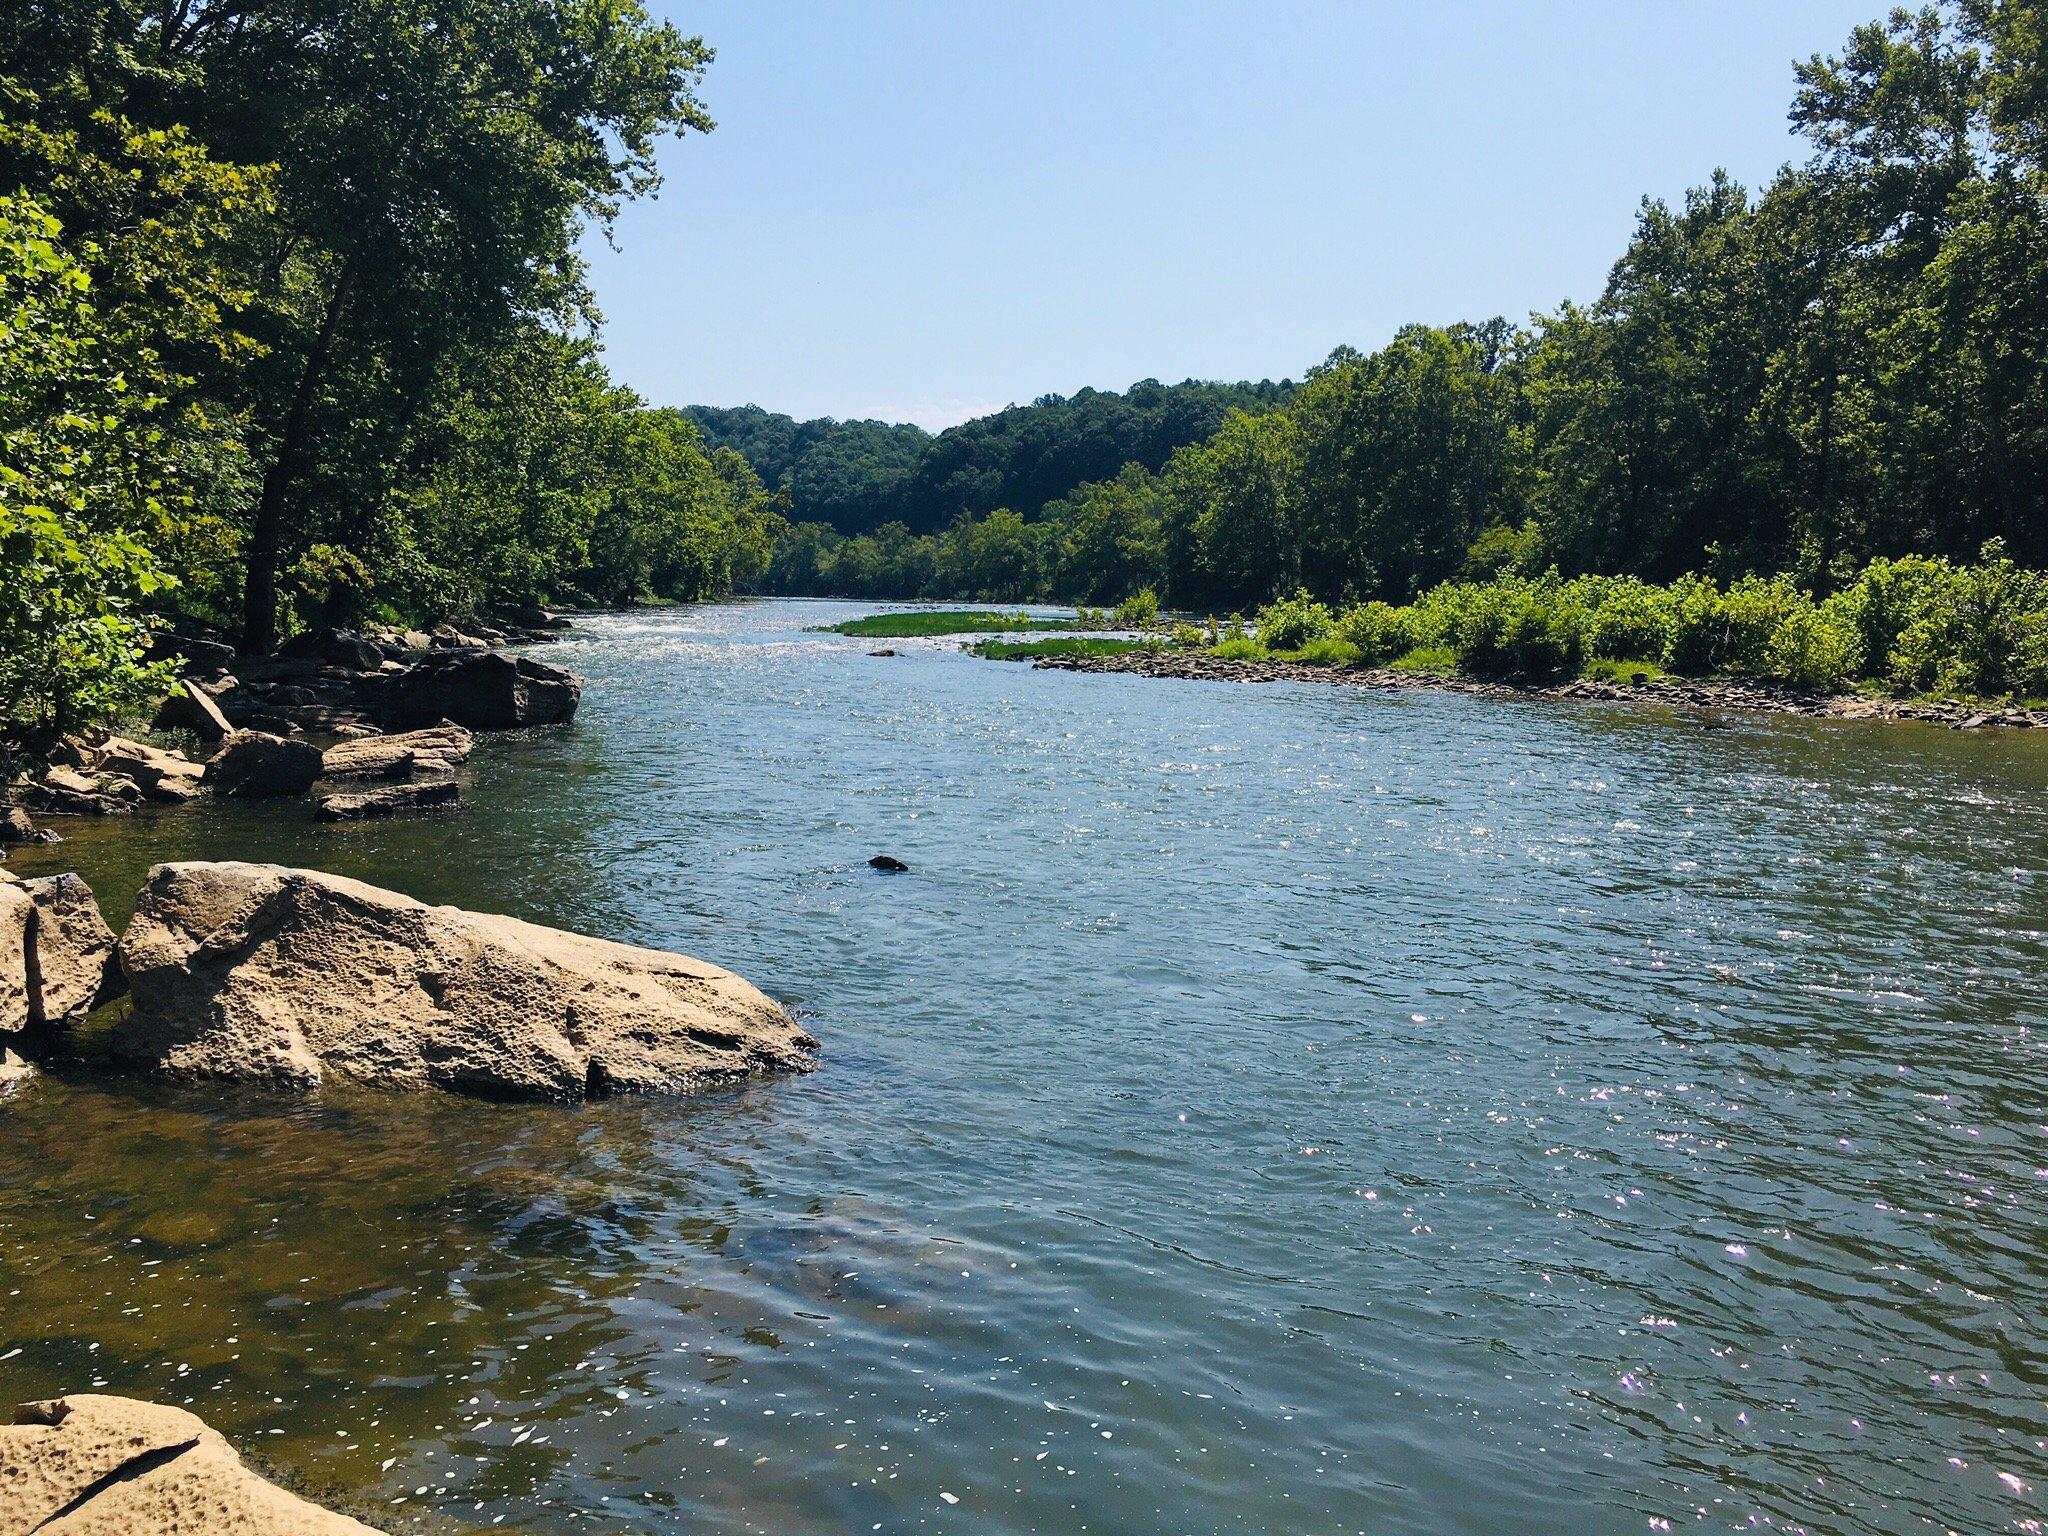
[1,0,780,741]
[753,2,2048,632]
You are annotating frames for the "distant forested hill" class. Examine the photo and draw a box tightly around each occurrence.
[686,378,1295,535]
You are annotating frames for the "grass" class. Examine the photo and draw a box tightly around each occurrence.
[975,637,1147,661]
[1387,645,1458,675]
[1583,657,1669,685]
[830,610,1077,638]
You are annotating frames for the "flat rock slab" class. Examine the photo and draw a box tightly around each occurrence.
[319,723,473,780]
[114,862,817,1099]
[315,778,460,821]
[96,737,206,803]
[0,1395,377,1535]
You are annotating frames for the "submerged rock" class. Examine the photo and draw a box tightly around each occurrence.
[868,855,910,872]
[203,732,324,797]
[115,861,816,1099]
[382,650,581,730]
[0,1394,378,1535]
[315,778,460,821]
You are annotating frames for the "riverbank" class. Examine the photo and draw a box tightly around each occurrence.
[1021,645,2048,729]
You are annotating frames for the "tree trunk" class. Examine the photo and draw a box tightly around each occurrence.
[241,262,354,653]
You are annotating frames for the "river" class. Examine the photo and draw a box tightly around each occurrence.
[3,598,2045,1535]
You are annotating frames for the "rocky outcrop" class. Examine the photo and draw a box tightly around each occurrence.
[95,738,206,804]
[0,806,54,845]
[202,733,324,798]
[318,723,473,780]
[115,862,815,1099]
[381,651,581,730]
[152,680,234,742]
[0,873,120,1051]
[0,1047,31,1087]
[315,779,460,821]
[25,766,142,817]
[0,1394,378,1535]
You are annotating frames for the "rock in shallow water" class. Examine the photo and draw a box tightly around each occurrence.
[0,872,122,1048]
[0,1394,377,1535]
[203,732,324,797]
[314,777,460,820]
[114,861,816,1098]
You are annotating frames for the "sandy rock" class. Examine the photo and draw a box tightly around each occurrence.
[114,862,817,1098]
[21,873,122,1024]
[0,1047,31,1087]
[319,723,473,780]
[96,738,206,803]
[0,1394,378,1535]
[152,680,234,742]
[203,732,324,797]
[0,883,28,1037]
[315,778,461,821]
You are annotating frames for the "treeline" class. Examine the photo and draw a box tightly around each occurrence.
[692,378,1295,537]
[763,1,2048,617]
[1,0,776,741]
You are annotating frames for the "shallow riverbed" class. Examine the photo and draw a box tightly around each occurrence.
[4,598,2046,1535]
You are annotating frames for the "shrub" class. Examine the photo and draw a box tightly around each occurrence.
[1461,519,1545,581]
[1334,600,1417,664]
[1169,621,1205,649]
[1585,578,1675,662]
[1425,577,1588,678]
[1763,602,1859,691]
[1113,587,1161,628]
[1254,587,1336,651]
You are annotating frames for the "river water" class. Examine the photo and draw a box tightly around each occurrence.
[3,599,2045,1536]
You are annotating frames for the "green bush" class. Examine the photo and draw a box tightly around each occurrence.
[1334,600,1417,664]
[1254,588,1336,651]
[1113,587,1161,628]
[1763,601,1860,690]
[1584,578,1675,662]
[1422,577,1588,678]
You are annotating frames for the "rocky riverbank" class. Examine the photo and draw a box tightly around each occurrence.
[1025,648,2048,730]
[1,619,584,844]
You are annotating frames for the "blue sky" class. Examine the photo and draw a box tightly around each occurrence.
[584,1,1879,430]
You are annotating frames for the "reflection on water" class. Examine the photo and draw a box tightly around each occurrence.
[4,599,2048,1535]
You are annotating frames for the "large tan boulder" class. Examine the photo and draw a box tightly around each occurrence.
[114,861,816,1099]
[0,1394,377,1535]
[0,884,28,1038]
[0,874,120,1049]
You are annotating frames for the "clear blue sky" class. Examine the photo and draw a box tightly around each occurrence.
[584,1,1879,430]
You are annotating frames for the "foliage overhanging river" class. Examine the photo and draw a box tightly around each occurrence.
[3,600,2046,1536]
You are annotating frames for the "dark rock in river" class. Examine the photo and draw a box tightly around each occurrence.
[0,1394,380,1535]
[203,732,325,797]
[315,777,460,821]
[0,804,56,845]
[381,650,582,730]
[277,626,384,673]
[868,854,910,872]
[114,861,816,1098]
